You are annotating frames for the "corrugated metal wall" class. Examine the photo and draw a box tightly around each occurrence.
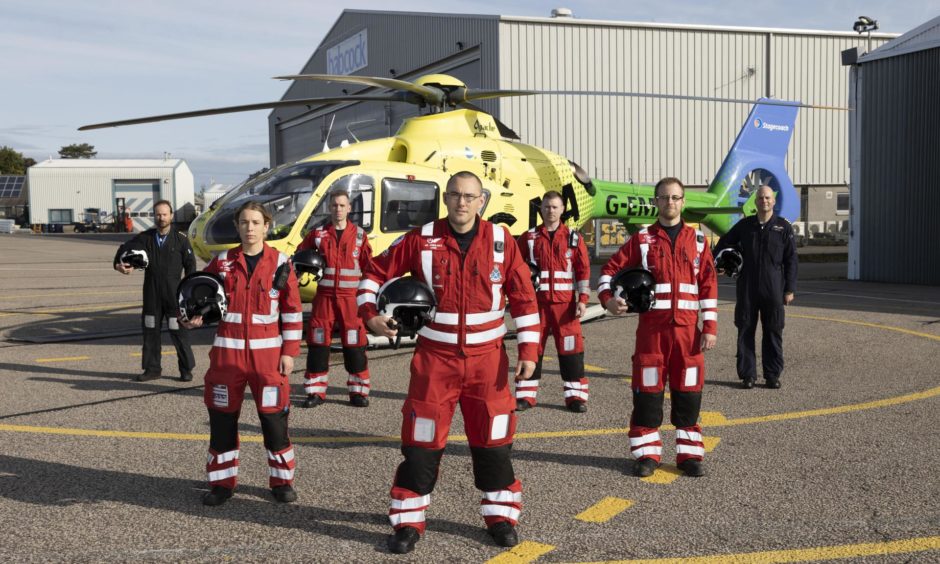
[270,11,500,165]
[498,19,888,187]
[26,165,186,225]
[857,48,940,285]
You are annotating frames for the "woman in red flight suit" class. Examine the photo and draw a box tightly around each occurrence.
[181,200,304,506]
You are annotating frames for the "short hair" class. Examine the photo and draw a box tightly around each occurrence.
[446,171,482,193]
[654,177,685,197]
[153,200,173,213]
[329,189,351,204]
[541,190,564,206]
[234,200,272,225]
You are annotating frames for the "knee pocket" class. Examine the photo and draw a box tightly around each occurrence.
[306,346,330,373]
[343,347,368,374]
[402,399,447,449]
[633,353,664,392]
[670,353,704,392]
[307,324,330,346]
[464,396,516,448]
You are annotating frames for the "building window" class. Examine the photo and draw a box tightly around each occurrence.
[381,178,439,232]
[836,193,849,215]
[49,209,73,224]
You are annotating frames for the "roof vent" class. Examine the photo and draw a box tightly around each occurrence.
[551,7,573,18]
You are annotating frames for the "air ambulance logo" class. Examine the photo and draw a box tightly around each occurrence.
[490,267,502,282]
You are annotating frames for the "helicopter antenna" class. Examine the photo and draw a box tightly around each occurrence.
[322,114,336,153]
[345,118,376,143]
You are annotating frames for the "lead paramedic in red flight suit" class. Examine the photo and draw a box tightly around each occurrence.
[181,200,304,506]
[358,171,540,554]
[597,177,718,479]
[515,190,592,412]
[296,190,373,408]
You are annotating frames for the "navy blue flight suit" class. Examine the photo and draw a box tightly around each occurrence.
[715,215,798,383]
[114,228,197,377]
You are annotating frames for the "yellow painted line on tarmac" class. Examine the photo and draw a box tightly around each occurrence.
[641,466,682,485]
[130,351,176,357]
[584,364,608,373]
[0,290,138,302]
[575,497,634,523]
[791,313,940,342]
[702,436,721,451]
[582,534,940,563]
[486,541,556,563]
[36,356,91,363]
[0,424,399,444]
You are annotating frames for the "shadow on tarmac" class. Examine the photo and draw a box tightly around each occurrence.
[0,454,501,549]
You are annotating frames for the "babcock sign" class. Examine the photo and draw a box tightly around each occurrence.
[327,30,368,75]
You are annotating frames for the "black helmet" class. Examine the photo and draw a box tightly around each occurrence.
[714,248,743,278]
[528,262,541,292]
[611,268,657,313]
[292,249,327,281]
[376,276,437,338]
[177,271,227,324]
[120,248,149,270]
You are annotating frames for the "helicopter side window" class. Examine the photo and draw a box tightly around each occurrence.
[381,178,439,233]
[302,174,376,235]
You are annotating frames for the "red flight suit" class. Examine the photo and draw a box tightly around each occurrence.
[515,224,591,408]
[202,244,304,490]
[358,218,539,535]
[297,223,373,400]
[598,223,717,465]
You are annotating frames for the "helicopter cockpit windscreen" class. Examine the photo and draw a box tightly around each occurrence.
[203,160,359,245]
[302,174,376,235]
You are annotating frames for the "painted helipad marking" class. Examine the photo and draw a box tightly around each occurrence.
[578,534,940,563]
[486,541,556,563]
[584,364,607,373]
[790,313,940,342]
[575,497,634,523]
[36,356,91,363]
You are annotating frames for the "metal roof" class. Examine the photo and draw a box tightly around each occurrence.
[860,15,940,62]
[31,159,186,169]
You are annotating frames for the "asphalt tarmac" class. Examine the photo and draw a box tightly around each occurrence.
[1,233,938,563]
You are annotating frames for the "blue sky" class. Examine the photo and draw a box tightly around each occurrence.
[2,1,935,189]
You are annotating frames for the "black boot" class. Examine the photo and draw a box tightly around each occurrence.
[487,521,519,547]
[387,526,420,554]
[678,459,705,477]
[515,399,532,412]
[741,377,756,389]
[271,485,297,503]
[566,400,587,413]
[302,395,324,408]
[202,486,233,506]
[350,395,370,408]
[633,457,659,477]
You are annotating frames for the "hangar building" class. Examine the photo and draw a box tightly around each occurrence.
[847,16,940,285]
[269,9,894,243]
[27,158,195,232]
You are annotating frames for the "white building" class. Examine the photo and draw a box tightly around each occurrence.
[27,158,195,231]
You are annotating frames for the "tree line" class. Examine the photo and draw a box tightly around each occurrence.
[0,143,98,175]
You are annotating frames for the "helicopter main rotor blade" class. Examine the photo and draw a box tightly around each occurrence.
[457,102,522,140]
[523,90,849,111]
[464,89,537,102]
[275,73,444,105]
[78,95,403,130]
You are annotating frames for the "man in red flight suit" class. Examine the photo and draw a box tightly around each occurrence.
[297,190,373,408]
[183,201,304,506]
[359,171,539,554]
[597,177,718,479]
[515,190,591,413]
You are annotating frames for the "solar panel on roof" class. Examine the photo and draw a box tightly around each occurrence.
[0,176,25,198]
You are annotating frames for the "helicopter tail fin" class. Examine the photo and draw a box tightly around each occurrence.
[699,99,800,234]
